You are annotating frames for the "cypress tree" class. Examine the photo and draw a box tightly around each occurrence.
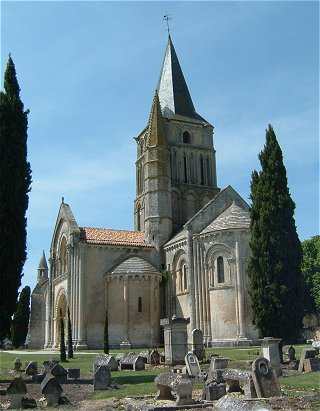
[67,308,73,359]
[104,310,109,354]
[11,286,31,348]
[60,309,67,362]
[248,125,303,342]
[0,56,32,341]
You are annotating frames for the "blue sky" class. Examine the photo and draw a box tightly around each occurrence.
[1,1,319,292]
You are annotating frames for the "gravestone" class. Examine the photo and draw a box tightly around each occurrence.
[298,348,318,372]
[261,337,282,376]
[208,357,229,378]
[94,354,118,372]
[13,358,22,372]
[139,351,149,364]
[184,351,206,381]
[149,349,160,365]
[41,374,63,406]
[7,377,27,409]
[282,345,296,361]
[171,378,194,406]
[252,357,281,398]
[119,353,145,371]
[161,316,189,365]
[51,363,68,384]
[154,372,189,400]
[25,361,38,376]
[120,339,131,349]
[303,358,320,373]
[191,329,204,361]
[203,381,226,401]
[94,365,111,390]
[67,368,80,380]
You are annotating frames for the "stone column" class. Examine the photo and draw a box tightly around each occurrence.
[193,238,200,329]
[76,244,87,349]
[196,241,204,331]
[149,276,154,346]
[235,240,246,339]
[186,229,196,336]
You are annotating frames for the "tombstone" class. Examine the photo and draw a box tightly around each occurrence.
[41,374,63,406]
[221,369,256,399]
[184,351,206,381]
[203,381,226,401]
[120,338,131,350]
[51,363,68,384]
[67,368,80,380]
[138,351,149,364]
[25,361,38,376]
[115,353,125,365]
[149,349,160,365]
[161,316,189,365]
[7,377,27,409]
[171,379,194,406]
[94,365,111,390]
[94,354,118,372]
[13,357,22,372]
[303,358,320,373]
[298,347,318,372]
[282,345,296,361]
[261,337,282,376]
[208,357,229,379]
[252,357,281,398]
[191,329,205,361]
[119,353,145,371]
[154,372,189,401]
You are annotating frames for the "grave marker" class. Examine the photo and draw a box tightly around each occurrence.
[252,357,281,398]
[93,365,111,390]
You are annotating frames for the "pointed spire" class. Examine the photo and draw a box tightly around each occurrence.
[147,90,166,147]
[157,35,206,121]
[38,250,48,270]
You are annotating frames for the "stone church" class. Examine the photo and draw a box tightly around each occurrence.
[29,35,258,349]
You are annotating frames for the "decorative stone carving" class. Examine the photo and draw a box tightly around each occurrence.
[251,357,281,398]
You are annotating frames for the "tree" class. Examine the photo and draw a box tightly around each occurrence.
[247,125,303,342]
[0,56,32,341]
[301,236,320,313]
[67,308,73,359]
[60,309,67,362]
[11,286,31,348]
[104,310,109,354]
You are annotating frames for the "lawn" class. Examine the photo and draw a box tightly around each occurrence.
[1,344,319,400]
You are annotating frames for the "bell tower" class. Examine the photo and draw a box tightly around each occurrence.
[134,35,220,239]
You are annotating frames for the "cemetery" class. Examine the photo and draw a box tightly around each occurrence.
[0,334,320,410]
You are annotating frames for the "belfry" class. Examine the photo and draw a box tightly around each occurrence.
[29,35,258,349]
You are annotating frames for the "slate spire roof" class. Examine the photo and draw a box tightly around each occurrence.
[157,35,207,122]
[38,251,48,270]
[147,90,166,147]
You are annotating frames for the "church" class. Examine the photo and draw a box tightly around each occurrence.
[29,35,259,349]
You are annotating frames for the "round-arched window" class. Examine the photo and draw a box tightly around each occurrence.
[183,131,191,144]
[217,256,225,283]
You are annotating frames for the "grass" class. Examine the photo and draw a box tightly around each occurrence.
[1,344,319,400]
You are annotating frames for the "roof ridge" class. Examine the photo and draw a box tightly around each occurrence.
[80,226,143,234]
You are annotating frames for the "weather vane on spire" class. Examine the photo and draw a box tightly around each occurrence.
[163,14,172,35]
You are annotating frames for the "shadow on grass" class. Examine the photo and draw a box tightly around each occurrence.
[113,374,157,385]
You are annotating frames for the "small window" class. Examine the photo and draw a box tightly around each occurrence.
[138,297,142,312]
[183,131,191,144]
[183,155,188,183]
[217,256,225,283]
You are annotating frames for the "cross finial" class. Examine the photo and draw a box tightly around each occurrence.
[163,14,171,35]
[61,196,64,204]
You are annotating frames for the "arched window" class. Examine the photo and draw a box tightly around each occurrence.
[206,158,211,185]
[183,131,191,144]
[137,205,141,231]
[200,155,204,185]
[217,256,225,283]
[179,270,183,292]
[138,297,142,312]
[60,237,67,274]
[183,264,188,291]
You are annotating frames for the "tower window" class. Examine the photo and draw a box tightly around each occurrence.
[183,155,188,183]
[200,155,204,185]
[138,297,142,312]
[183,264,188,290]
[217,256,225,283]
[183,131,191,144]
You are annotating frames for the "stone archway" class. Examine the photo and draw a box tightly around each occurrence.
[53,291,67,348]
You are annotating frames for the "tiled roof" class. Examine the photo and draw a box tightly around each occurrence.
[111,257,160,275]
[201,202,250,234]
[79,227,152,248]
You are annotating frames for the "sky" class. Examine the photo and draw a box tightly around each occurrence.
[1,1,319,292]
